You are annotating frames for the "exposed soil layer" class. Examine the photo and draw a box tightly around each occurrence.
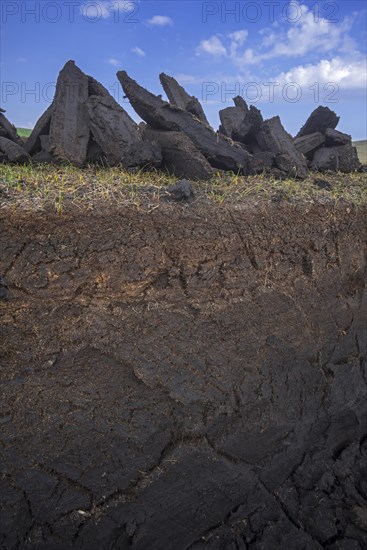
[1,202,367,550]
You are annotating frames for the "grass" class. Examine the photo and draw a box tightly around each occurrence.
[17,128,32,138]
[1,163,366,214]
[353,140,367,165]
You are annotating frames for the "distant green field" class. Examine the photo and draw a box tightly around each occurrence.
[17,128,32,138]
[353,140,367,165]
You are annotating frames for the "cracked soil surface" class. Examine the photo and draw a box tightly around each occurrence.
[1,201,366,549]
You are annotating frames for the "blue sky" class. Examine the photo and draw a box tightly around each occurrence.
[1,0,366,139]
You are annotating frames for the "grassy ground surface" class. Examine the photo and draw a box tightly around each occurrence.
[1,163,366,214]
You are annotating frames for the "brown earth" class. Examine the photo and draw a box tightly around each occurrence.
[1,201,367,550]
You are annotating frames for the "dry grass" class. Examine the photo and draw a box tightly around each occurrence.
[0,163,366,213]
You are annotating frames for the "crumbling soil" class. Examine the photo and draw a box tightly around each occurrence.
[1,201,366,549]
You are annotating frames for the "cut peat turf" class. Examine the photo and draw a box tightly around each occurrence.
[1,165,367,550]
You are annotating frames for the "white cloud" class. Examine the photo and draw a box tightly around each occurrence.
[108,58,120,66]
[269,5,351,57]
[234,1,354,66]
[173,73,198,85]
[196,36,227,57]
[228,30,248,58]
[196,2,357,69]
[260,31,278,48]
[80,1,135,19]
[146,15,173,26]
[228,30,248,45]
[16,57,27,63]
[274,57,367,90]
[196,30,249,59]
[132,46,146,57]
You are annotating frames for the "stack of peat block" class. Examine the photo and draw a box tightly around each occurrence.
[0,60,361,179]
[0,108,30,164]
